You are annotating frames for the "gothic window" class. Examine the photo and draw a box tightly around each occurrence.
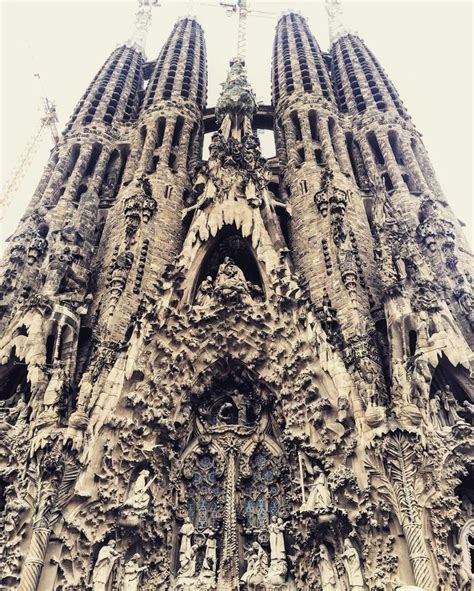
[461,519,474,574]
[186,454,223,531]
[242,446,282,530]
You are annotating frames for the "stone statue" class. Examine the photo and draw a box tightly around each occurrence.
[122,553,146,591]
[268,516,286,562]
[241,542,269,587]
[411,358,431,405]
[267,516,287,584]
[416,311,431,348]
[43,366,66,410]
[178,543,198,579]
[318,544,338,591]
[195,275,214,307]
[178,516,195,575]
[301,469,332,512]
[92,540,119,591]
[392,358,410,403]
[216,400,236,425]
[336,393,350,424]
[215,257,252,303]
[441,386,465,425]
[123,469,152,517]
[429,394,447,430]
[232,389,248,424]
[341,538,365,590]
[199,527,217,581]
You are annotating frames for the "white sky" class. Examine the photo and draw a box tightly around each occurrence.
[1,0,473,251]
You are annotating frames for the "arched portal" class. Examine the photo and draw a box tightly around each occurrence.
[191,226,265,305]
[171,360,287,586]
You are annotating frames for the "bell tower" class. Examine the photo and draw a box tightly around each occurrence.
[0,2,473,590]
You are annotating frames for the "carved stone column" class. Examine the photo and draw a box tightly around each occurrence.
[217,451,239,591]
[18,527,51,591]
[382,435,436,589]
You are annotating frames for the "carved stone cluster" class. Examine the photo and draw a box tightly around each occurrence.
[0,8,473,591]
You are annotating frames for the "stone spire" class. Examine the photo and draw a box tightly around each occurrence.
[325,0,348,45]
[125,0,159,54]
[215,59,257,140]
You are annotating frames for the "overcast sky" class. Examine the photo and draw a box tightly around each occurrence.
[1,0,472,250]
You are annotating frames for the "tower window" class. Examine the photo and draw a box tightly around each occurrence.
[171,116,185,147]
[156,117,166,148]
[290,111,303,142]
[388,130,404,165]
[382,172,393,192]
[367,132,385,165]
[308,111,319,142]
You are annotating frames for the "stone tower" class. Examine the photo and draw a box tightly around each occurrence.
[0,3,473,591]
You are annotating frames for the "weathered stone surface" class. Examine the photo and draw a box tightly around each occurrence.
[0,8,472,591]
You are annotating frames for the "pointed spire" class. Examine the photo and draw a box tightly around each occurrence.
[126,0,159,54]
[215,59,257,140]
[325,0,348,45]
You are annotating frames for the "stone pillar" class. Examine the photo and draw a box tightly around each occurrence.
[19,527,51,591]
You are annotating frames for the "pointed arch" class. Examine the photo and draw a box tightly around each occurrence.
[183,225,267,305]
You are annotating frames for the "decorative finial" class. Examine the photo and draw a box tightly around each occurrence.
[126,0,160,54]
[325,0,347,45]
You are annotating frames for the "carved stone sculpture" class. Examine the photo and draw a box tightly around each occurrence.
[341,538,365,590]
[121,469,152,523]
[199,527,217,581]
[1,8,473,591]
[318,544,338,591]
[122,553,146,591]
[92,540,120,591]
[241,542,269,588]
[178,516,195,576]
[301,469,332,513]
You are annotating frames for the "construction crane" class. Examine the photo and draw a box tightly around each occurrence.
[218,0,276,63]
[1,57,59,220]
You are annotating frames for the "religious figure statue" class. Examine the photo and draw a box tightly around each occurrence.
[267,517,287,584]
[232,389,249,424]
[410,358,431,406]
[416,310,431,348]
[301,469,332,512]
[122,469,152,517]
[241,542,269,588]
[269,516,286,562]
[341,538,365,590]
[429,393,447,431]
[318,544,338,591]
[216,400,236,425]
[195,275,214,307]
[178,516,195,576]
[391,358,410,403]
[122,553,146,591]
[199,527,217,581]
[92,540,120,591]
[0,396,29,434]
[215,257,252,304]
[178,543,198,579]
[440,386,465,425]
[42,366,66,410]
[393,252,407,282]
[336,393,350,424]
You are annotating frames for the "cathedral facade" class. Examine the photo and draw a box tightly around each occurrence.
[0,5,473,591]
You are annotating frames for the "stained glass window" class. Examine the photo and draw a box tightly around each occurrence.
[186,454,223,531]
[242,446,281,529]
